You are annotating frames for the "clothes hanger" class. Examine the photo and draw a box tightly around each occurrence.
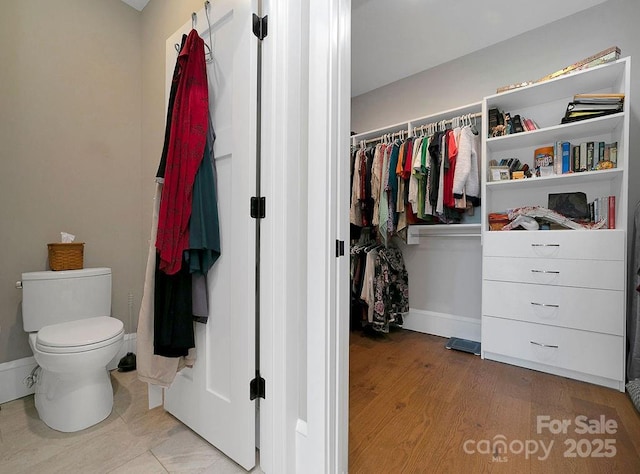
[470,113,479,135]
[203,1,214,63]
[189,8,214,63]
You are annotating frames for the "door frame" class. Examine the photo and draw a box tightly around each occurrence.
[261,0,350,472]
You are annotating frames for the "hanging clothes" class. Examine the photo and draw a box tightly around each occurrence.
[350,148,364,226]
[156,29,209,275]
[189,129,221,324]
[156,34,187,182]
[137,183,195,387]
[453,125,481,207]
[350,240,409,334]
[138,28,221,382]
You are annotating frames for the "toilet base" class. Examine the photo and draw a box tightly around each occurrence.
[34,366,114,432]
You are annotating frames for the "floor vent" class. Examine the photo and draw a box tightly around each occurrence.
[445,337,481,355]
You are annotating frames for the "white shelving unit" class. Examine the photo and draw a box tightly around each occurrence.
[480,57,630,391]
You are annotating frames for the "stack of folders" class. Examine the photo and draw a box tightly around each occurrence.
[561,93,624,124]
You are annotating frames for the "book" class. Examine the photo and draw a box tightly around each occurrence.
[535,46,621,84]
[496,80,534,94]
[495,47,621,94]
[525,118,539,130]
[561,108,621,124]
[609,195,616,229]
[573,93,625,103]
[566,102,623,112]
[596,141,605,168]
[554,141,563,175]
[579,142,588,171]
[504,112,512,134]
[573,145,580,172]
[610,142,618,166]
[511,115,525,133]
[562,142,571,174]
[488,108,501,130]
[522,117,533,131]
[586,142,595,171]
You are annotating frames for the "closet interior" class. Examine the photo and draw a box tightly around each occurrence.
[349,103,484,340]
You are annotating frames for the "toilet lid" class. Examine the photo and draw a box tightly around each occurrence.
[36,317,124,352]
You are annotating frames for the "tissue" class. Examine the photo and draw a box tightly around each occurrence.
[61,232,76,243]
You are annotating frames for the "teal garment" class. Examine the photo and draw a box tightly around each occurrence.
[189,135,221,275]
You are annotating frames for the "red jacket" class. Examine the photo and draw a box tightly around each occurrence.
[156,29,209,275]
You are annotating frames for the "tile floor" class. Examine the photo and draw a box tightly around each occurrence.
[0,369,263,473]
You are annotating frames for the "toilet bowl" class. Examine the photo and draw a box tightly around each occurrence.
[20,267,124,432]
[28,317,124,432]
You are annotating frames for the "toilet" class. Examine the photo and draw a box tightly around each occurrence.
[20,267,124,432]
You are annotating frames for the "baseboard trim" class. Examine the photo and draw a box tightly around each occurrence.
[402,308,481,342]
[0,333,137,404]
[0,356,38,404]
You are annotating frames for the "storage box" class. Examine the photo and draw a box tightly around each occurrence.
[47,243,84,271]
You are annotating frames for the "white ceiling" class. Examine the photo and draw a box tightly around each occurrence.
[121,0,609,96]
[121,0,149,11]
[352,0,609,97]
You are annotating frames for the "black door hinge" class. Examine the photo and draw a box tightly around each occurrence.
[250,197,266,218]
[250,372,266,400]
[336,240,345,257]
[252,14,268,40]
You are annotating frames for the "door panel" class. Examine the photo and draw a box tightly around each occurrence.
[162,1,256,470]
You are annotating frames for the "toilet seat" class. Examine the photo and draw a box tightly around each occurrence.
[35,316,124,354]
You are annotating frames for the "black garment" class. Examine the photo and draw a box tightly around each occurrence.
[428,131,443,207]
[156,34,188,179]
[361,146,375,226]
[153,255,194,357]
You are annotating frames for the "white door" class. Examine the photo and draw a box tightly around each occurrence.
[163,1,257,471]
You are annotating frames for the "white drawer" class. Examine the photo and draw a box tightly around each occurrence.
[482,280,623,335]
[483,256,624,290]
[482,317,623,380]
[483,229,624,260]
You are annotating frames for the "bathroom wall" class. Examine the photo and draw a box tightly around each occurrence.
[0,0,217,366]
[0,0,143,364]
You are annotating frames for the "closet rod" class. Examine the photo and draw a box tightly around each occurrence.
[413,112,482,131]
[355,112,482,146]
[356,130,408,146]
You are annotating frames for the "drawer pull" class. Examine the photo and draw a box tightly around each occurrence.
[531,243,560,247]
[530,302,560,308]
[530,341,559,349]
[531,270,560,274]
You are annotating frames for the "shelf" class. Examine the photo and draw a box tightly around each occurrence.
[487,168,624,191]
[485,59,627,110]
[486,113,624,153]
[486,168,623,191]
[407,223,481,244]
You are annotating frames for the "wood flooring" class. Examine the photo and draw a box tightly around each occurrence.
[348,328,640,474]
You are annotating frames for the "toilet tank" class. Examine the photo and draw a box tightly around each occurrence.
[21,267,112,332]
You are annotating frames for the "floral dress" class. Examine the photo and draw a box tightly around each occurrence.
[371,247,409,333]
